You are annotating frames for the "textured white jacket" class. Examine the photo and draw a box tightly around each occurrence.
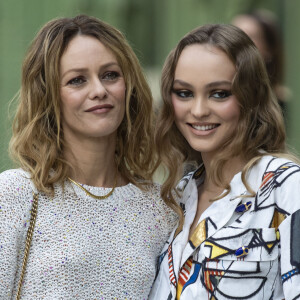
[149,155,300,300]
[0,169,176,299]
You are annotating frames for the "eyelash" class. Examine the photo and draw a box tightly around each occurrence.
[172,89,232,100]
[210,90,232,99]
[172,89,193,98]
[102,71,120,81]
[66,71,121,86]
[67,76,86,86]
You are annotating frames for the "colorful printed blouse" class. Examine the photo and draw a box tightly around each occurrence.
[149,155,300,300]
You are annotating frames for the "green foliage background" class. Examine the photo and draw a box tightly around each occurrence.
[0,0,299,171]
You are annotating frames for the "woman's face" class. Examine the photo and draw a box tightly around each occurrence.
[60,35,126,144]
[171,44,240,160]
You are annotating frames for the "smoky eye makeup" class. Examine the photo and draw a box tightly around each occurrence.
[210,89,232,99]
[172,88,194,99]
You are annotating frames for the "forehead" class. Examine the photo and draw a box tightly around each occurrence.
[174,44,236,82]
[60,35,117,67]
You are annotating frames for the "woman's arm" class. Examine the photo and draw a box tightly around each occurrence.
[0,169,33,298]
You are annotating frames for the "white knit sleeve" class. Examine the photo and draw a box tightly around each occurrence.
[0,169,34,298]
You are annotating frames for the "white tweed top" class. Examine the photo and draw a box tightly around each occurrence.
[0,169,177,299]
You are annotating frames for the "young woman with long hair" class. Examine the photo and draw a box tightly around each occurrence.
[149,24,300,299]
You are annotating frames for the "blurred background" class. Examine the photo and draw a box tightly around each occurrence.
[0,0,299,171]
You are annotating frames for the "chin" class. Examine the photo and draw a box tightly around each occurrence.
[188,143,215,154]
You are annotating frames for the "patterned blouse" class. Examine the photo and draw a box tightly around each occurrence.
[149,155,300,300]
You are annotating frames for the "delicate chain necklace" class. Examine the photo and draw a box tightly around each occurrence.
[68,173,117,200]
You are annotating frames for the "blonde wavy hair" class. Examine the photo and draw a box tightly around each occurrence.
[10,15,154,194]
[155,24,296,227]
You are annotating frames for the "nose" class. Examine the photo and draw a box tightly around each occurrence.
[88,78,107,100]
[191,97,210,119]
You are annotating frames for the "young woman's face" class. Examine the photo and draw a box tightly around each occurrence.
[172,44,240,159]
[60,35,126,143]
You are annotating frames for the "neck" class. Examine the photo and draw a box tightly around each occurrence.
[201,152,246,192]
[64,135,118,187]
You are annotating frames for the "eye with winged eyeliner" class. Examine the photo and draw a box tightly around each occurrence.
[210,90,232,99]
[172,79,233,100]
[172,89,194,98]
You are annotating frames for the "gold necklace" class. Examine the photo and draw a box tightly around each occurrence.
[68,173,117,200]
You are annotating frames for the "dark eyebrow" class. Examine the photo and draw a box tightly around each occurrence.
[61,62,120,79]
[206,81,232,88]
[173,79,193,89]
[173,79,232,89]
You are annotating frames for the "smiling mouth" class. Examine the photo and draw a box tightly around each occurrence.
[190,124,220,131]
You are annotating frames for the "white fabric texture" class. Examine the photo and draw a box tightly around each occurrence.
[149,155,300,300]
[0,168,177,299]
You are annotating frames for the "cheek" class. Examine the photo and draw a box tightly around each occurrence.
[172,97,186,122]
[113,80,126,100]
[60,89,83,124]
[110,82,126,117]
[220,98,240,123]
[116,88,126,103]
[60,88,82,109]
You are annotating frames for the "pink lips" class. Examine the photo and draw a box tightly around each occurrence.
[85,104,113,113]
[188,122,220,136]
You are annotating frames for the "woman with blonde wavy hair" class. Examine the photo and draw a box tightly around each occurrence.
[0,15,176,299]
[149,24,300,299]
